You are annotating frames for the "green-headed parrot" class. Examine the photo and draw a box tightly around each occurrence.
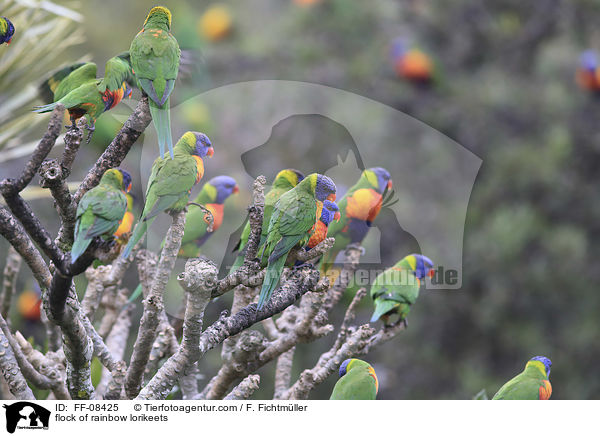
[330,358,378,400]
[492,356,552,400]
[130,6,180,159]
[121,131,213,258]
[0,17,15,45]
[71,168,132,263]
[179,175,239,258]
[34,53,134,142]
[320,167,392,274]
[370,254,434,326]
[231,169,304,270]
[257,173,336,310]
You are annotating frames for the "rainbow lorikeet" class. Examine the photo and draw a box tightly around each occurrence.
[0,17,15,45]
[231,169,304,270]
[130,6,180,159]
[390,38,437,85]
[258,173,336,310]
[576,50,600,93]
[306,200,340,249]
[178,175,239,258]
[71,168,132,263]
[330,358,378,400]
[114,193,135,240]
[320,167,392,273]
[121,132,214,258]
[492,356,552,400]
[34,54,134,142]
[370,253,434,326]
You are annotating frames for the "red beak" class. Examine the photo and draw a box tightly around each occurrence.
[6,38,11,46]
[327,193,336,202]
[387,180,393,189]
[428,269,435,278]
[127,183,132,193]
[206,147,214,158]
[233,185,240,194]
[334,211,341,221]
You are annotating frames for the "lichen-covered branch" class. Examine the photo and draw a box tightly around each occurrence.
[0,206,51,290]
[126,210,186,398]
[1,246,21,320]
[14,332,69,400]
[0,104,65,194]
[0,328,35,400]
[39,158,77,250]
[136,258,215,400]
[96,305,132,400]
[224,374,260,400]
[273,348,295,399]
[73,97,151,204]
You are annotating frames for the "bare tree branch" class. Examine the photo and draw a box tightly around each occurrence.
[224,374,260,400]
[73,97,151,204]
[0,327,35,399]
[126,210,186,398]
[1,246,21,320]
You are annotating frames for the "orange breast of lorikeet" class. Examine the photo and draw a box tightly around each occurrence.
[193,156,205,183]
[395,50,432,81]
[102,81,131,112]
[114,211,134,237]
[307,221,328,248]
[576,69,600,91]
[368,366,379,394]
[346,188,383,222]
[17,290,41,321]
[539,380,552,400]
[205,203,224,231]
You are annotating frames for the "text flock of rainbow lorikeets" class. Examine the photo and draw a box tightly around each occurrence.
[2,6,554,400]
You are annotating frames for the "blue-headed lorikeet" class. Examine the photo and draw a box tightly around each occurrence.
[576,50,600,93]
[257,173,337,310]
[179,175,239,258]
[130,6,180,159]
[320,167,392,273]
[492,356,552,400]
[330,358,378,400]
[370,254,434,326]
[34,54,134,142]
[0,17,15,46]
[71,168,132,263]
[390,38,436,85]
[121,132,214,258]
[231,169,304,270]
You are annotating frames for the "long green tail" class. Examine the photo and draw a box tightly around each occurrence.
[121,217,152,258]
[149,99,174,159]
[71,225,92,263]
[33,102,60,113]
[257,254,288,310]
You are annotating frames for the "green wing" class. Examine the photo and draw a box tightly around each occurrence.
[99,53,135,92]
[40,62,87,103]
[130,29,180,106]
[257,191,316,309]
[492,374,544,400]
[72,186,126,262]
[330,369,377,400]
[53,62,97,102]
